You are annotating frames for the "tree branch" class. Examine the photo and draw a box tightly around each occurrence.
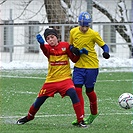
[14,0,33,20]
[0,0,7,5]
[93,1,131,43]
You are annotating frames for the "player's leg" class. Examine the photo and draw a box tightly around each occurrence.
[75,84,84,115]
[16,96,48,124]
[85,87,99,124]
[66,88,87,128]
[72,67,85,116]
[86,87,98,114]
[71,84,85,126]
[16,82,57,125]
[84,68,99,124]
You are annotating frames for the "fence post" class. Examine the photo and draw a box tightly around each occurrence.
[61,25,65,42]
[9,9,13,62]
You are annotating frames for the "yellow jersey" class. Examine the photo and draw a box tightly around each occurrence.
[69,26,105,68]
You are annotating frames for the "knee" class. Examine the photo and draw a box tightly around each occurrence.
[66,88,79,104]
[66,88,76,97]
[33,96,48,108]
[86,87,94,93]
[75,84,83,88]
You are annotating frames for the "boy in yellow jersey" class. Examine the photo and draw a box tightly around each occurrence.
[69,12,110,125]
[16,28,88,128]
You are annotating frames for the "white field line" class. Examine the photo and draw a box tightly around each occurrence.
[1,75,133,119]
[9,90,37,95]
[0,112,133,119]
[1,75,46,80]
[1,75,132,82]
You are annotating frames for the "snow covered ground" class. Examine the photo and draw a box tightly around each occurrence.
[0,57,132,72]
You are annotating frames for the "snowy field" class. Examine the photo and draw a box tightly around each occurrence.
[0,57,132,72]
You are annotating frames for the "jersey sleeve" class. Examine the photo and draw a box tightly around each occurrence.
[66,43,80,63]
[69,29,74,45]
[40,44,50,58]
[94,32,105,47]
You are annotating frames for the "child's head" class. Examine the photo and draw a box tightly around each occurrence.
[78,12,91,33]
[44,28,58,40]
[44,28,58,46]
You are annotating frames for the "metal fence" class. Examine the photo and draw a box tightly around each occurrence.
[0,22,132,64]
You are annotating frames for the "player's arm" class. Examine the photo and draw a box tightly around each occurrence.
[101,44,110,59]
[67,45,80,63]
[70,45,88,56]
[94,32,110,59]
[69,30,88,56]
[36,34,49,57]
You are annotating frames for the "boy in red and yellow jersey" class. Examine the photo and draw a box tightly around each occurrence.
[16,28,87,128]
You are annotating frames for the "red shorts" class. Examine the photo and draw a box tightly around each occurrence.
[38,78,75,98]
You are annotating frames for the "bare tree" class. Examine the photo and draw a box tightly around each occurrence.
[44,0,133,56]
[44,0,71,41]
[44,0,66,23]
[0,0,7,5]
[93,0,133,57]
[1,0,132,56]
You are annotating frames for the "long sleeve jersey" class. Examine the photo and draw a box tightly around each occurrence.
[70,27,105,68]
[40,42,79,83]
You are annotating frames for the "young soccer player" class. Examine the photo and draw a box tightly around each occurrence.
[16,28,87,128]
[69,12,110,125]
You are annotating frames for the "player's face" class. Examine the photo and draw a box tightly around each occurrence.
[79,26,89,33]
[46,35,58,46]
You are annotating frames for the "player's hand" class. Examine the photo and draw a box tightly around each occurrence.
[102,52,110,59]
[70,45,88,56]
[80,48,88,55]
[36,34,45,45]
[70,45,80,56]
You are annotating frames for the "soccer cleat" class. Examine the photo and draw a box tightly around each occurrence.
[78,120,87,128]
[72,118,85,125]
[84,113,99,125]
[16,116,31,125]
[72,119,87,128]
[72,119,78,125]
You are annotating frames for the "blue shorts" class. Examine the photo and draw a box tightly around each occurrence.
[72,67,99,88]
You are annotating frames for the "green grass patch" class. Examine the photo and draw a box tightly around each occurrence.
[0,70,133,133]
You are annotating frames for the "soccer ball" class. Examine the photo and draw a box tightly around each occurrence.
[118,93,133,109]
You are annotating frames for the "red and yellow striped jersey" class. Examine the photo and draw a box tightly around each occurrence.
[40,42,79,83]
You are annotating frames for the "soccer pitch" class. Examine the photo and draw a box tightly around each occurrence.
[0,70,133,133]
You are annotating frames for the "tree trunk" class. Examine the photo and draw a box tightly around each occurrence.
[44,0,71,41]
